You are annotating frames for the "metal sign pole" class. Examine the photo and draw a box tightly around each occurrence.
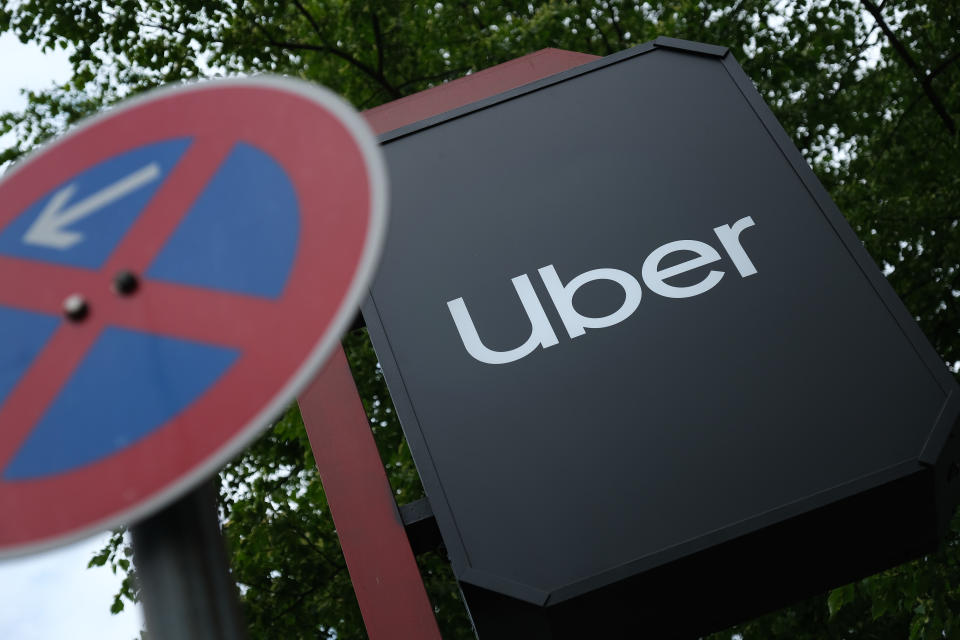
[131,480,247,640]
[299,345,443,639]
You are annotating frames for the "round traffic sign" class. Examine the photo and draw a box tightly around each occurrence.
[0,77,387,556]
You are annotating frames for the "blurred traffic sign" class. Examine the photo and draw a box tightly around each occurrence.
[0,77,387,556]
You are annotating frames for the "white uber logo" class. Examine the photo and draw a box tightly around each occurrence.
[447,216,758,365]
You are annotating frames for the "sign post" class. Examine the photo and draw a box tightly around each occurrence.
[131,482,247,639]
[0,77,387,637]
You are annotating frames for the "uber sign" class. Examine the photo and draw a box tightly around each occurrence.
[447,215,757,364]
[363,39,960,637]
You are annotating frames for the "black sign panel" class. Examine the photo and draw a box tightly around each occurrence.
[364,38,960,622]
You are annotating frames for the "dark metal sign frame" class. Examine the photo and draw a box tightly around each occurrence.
[362,37,960,634]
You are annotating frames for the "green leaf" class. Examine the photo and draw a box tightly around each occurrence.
[870,598,888,621]
[827,583,856,618]
[110,596,125,615]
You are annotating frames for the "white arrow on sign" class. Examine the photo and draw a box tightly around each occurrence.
[22,163,162,250]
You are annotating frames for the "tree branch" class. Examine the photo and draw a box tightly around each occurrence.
[268,38,400,98]
[371,12,385,76]
[600,4,626,48]
[861,0,956,135]
[267,564,348,629]
[395,66,471,93]
[928,49,960,82]
[238,1,401,99]
[289,0,324,39]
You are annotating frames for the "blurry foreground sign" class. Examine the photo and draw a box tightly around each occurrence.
[364,38,960,636]
[0,77,386,556]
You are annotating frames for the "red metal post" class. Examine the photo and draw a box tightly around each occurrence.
[300,347,441,639]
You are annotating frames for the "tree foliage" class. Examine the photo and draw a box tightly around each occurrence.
[4,0,958,638]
